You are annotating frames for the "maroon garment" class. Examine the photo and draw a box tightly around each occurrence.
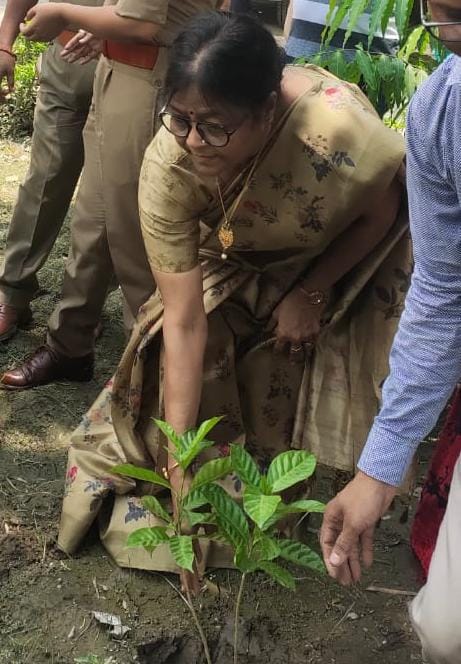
[411,388,461,578]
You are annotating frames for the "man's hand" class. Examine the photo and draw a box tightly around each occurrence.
[61,30,102,65]
[20,3,68,42]
[320,471,397,585]
[0,49,15,102]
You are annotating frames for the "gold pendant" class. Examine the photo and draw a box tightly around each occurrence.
[218,225,234,253]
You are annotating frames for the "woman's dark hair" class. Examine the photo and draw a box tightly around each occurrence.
[164,12,285,112]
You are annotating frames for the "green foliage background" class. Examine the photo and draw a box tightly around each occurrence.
[0,2,446,139]
[303,0,446,121]
[0,37,46,140]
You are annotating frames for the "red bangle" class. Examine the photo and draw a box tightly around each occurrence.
[0,47,17,60]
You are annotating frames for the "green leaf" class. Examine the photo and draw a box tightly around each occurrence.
[376,54,396,82]
[395,0,413,40]
[252,533,281,562]
[111,463,171,490]
[259,476,272,495]
[325,49,348,79]
[324,0,353,46]
[153,419,183,451]
[184,510,216,527]
[380,0,397,37]
[177,429,215,470]
[404,62,418,98]
[344,0,369,46]
[258,561,295,590]
[266,451,317,493]
[177,416,223,469]
[355,47,379,95]
[169,535,195,572]
[279,500,326,515]
[345,58,361,85]
[368,0,392,46]
[192,416,223,444]
[182,487,209,510]
[243,487,281,530]
[414,65,428,88]
[230,444,261,488]
[399,25,425,59]
[127,526,169,552]
[235,544,258,573]
[264,499,324,529]
[141,495,172,523]
[203,483,249,548]
[207,531,229,545]
[277,539,326,574]
[190,456,233,491]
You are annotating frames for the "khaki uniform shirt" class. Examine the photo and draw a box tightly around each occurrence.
[111,0,221,45]
[50,0,104,8]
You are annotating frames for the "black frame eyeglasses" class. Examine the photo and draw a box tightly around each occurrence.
[158,107,243,148]
[420,0,461,42]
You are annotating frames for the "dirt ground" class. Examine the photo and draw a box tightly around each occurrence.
[0,139,430,664]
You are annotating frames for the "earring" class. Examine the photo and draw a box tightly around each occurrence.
[201,139,206,145]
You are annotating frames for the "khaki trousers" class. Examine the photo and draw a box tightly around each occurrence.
[0,42,96,308]
[410,452,461,663]
[47,53,165,357]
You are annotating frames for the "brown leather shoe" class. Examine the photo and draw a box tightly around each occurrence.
[0,304,32,342]
[0,345,94,390]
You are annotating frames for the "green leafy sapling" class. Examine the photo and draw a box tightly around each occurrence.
[111,416,231,664]
[202,444,325,664]
[112,418,325,664]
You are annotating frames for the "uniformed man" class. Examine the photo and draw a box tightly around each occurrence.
[0,0,223,388]
[0,0,102,342]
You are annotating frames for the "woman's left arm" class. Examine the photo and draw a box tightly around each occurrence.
[273,174,403,350]
[300,174,403,294]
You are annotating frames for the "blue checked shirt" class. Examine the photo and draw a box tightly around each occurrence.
[358,55,461,487]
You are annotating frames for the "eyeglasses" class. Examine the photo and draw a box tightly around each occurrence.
[420,0,461,42]
[159,107,244,148]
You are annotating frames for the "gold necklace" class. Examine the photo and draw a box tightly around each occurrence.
[215,156,261,260]
[216,179,235,260]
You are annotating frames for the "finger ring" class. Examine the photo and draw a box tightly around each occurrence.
[290,345,303,352]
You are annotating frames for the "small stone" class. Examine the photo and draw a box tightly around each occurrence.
[347,612,359,620]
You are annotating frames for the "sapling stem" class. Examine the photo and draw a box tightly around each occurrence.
[171,465,211,664]
[233,572,247,664]
[185,587,213,664]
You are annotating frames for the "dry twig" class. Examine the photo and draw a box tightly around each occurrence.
[366,585,417,597]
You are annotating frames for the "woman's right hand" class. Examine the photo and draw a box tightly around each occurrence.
[169,466,201,596]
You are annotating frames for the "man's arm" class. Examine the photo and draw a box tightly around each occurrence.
[0,0,37,98]
[20,4,162,44]
[320,94,461,584]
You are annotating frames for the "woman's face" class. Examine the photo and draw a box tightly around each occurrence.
[167,85,276,180]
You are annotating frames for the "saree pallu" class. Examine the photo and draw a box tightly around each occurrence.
[58,65,411,571]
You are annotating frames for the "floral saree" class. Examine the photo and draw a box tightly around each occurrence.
[58,66,411,572]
